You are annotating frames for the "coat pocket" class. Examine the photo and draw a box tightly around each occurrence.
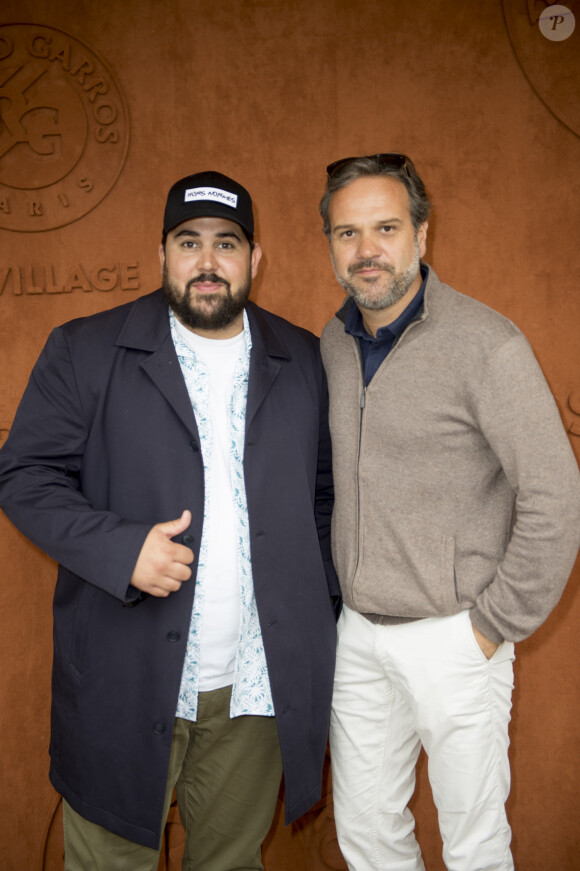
[68,577,99,676]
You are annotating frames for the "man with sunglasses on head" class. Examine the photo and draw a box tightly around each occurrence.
[319,154,580,871]
[0,171,340,871]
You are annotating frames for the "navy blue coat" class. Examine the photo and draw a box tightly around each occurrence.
[0,290,339,849]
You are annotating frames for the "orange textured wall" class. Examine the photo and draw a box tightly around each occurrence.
[0,1,578,869]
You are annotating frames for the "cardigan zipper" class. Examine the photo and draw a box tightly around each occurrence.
[349,381,367,603]
[349,315,423,603]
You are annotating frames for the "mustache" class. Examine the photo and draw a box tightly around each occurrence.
[348,260,395,276]
[186,273,230,289]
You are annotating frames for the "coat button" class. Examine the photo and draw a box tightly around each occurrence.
[166,630,180,642]
[183,534,194,546]
[153,722,165,735]
[189,439,199,452]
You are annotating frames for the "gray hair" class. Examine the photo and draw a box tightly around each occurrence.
[319,154,431,237]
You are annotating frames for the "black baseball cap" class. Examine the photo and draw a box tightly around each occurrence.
[163,171,254,240]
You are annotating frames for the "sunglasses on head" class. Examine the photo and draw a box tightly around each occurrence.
[326,153,411,179]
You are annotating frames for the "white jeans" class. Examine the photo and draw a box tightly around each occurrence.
[330,606,515,871]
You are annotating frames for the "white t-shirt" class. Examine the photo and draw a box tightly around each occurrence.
[173,319,245,691]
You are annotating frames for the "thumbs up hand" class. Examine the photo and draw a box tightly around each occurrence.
[130,510,194,597]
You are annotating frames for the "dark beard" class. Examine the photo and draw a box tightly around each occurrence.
[162,263,251,331]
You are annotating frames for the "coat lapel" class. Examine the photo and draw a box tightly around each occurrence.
[115,290,199,438]
[113,293,289,439]
[140,338,199,437]
[245,302,291,433]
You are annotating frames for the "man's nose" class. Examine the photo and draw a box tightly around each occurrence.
[356,232,381,260]
[197,245,219,271]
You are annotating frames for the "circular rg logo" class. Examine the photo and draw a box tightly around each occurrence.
[0,24,129,232]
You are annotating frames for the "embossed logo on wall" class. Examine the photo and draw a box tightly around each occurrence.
[0,23,129,232]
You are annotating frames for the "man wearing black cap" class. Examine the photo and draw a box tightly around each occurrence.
[0,171,339,870]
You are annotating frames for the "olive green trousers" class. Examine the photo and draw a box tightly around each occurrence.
[63,686,283,871]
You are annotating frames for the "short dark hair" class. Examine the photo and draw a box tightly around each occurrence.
[319,154,431,237]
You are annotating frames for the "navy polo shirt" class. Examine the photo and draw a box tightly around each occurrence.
[344,265,427,385]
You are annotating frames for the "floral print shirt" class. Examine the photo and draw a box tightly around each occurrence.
[170,309,274,720]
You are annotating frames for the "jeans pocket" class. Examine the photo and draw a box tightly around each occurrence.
[461,611,501,663]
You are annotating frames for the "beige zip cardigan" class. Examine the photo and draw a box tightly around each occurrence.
[321,267,580,644]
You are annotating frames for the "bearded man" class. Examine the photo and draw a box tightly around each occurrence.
[0,171,339,871]
[318,154,580,871]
